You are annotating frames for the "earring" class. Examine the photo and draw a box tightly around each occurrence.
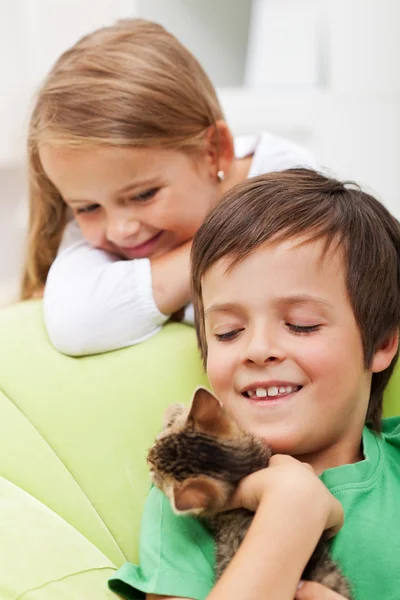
[217,170,225,182]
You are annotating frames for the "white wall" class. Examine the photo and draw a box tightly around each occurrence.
[136,0,252,87]
[222,0,400,218]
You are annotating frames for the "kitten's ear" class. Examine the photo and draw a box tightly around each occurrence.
[172,475,223,514]
[187,387,235,437]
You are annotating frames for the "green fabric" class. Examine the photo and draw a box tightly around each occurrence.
[0,300,208,599]
[109,417,400,600]
[108,487,215,600]
[322,417,400,599]
[0,475,116,600]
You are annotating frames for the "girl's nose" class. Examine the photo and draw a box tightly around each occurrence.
[106,216,140,245]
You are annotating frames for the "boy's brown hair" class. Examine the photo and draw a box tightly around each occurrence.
[191,169,400,431]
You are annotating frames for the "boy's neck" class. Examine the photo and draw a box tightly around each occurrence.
[296,434,364,475]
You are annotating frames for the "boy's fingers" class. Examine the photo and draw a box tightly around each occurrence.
[295,580,349,599]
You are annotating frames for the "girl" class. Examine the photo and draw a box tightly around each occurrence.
[23,18,317,355]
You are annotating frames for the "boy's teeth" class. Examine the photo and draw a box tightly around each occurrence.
[251,385,299,398]
[267,386,279,397]
[255,388,267,397]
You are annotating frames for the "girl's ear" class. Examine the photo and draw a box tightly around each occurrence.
[203,121,235,180]
[371,329,399,373]
[187,387,235,437]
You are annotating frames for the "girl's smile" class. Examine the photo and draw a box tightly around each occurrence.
[39,144,220,260]
[118,231,165,259]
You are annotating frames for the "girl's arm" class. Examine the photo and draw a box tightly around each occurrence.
[148,456,344,600]
[43,223,192,356]
[150,240,192,315]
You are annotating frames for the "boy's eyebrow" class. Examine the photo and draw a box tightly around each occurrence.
[204,303,241,318]
[204,295,333,318]
[279,294,333,308]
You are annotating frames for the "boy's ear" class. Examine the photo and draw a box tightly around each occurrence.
[370,329,399,373]
[187,387,235,437]
[203,121,234,180]
[172,475,222,514]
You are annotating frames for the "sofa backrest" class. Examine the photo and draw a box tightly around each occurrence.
[0,300,398,570]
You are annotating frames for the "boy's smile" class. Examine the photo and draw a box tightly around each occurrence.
[203,238,373,471]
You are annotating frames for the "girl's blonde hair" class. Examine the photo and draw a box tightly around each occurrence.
[22,18,224,299]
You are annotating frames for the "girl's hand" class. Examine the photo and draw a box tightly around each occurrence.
[227,454,344,537]
[296,580,350,599]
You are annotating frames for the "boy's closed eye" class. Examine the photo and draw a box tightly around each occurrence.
[215,329,244,341]
[287,323,321,334]
[214,323,321,342]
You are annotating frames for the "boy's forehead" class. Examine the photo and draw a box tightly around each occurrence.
[201,237,347,305]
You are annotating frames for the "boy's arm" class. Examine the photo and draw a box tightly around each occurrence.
[43,226,192,356]
[296,581,349,599]
[148,456,344,600]
[147,597,191,600]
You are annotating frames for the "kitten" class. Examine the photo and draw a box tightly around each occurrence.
[147,387,353,598]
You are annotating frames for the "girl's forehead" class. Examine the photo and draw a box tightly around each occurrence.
[38,143,189,200]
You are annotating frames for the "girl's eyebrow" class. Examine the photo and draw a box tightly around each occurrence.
[65,177,160,204]
[116,177,159,196]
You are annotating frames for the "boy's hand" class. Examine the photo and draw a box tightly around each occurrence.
[227,454,344,537]
[296,580,350,599]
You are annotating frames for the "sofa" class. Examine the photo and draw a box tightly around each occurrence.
[0,300,398,599]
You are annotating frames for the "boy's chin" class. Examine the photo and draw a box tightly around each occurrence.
[254,428,314,457]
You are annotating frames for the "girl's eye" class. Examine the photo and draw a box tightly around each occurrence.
[131,188,159,203]
[287,323,321,334]
[76,204,100,215]
[215,329,243,342]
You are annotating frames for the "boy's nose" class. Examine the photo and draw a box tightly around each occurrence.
[244,330,284,365]
[106,216,140,245]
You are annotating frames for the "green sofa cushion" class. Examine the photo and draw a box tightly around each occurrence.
[0,300,208,599]
[0,476,116,599]
[0,300,398,599]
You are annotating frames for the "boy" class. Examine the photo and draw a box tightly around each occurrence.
[109,170,400,600]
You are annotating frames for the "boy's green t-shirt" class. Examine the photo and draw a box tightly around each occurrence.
[109,417,400,600]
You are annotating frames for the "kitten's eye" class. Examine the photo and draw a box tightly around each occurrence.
[131,188,159,203]
[215,329,243,342]
[76,204,100,215]
[287,323,321,334]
